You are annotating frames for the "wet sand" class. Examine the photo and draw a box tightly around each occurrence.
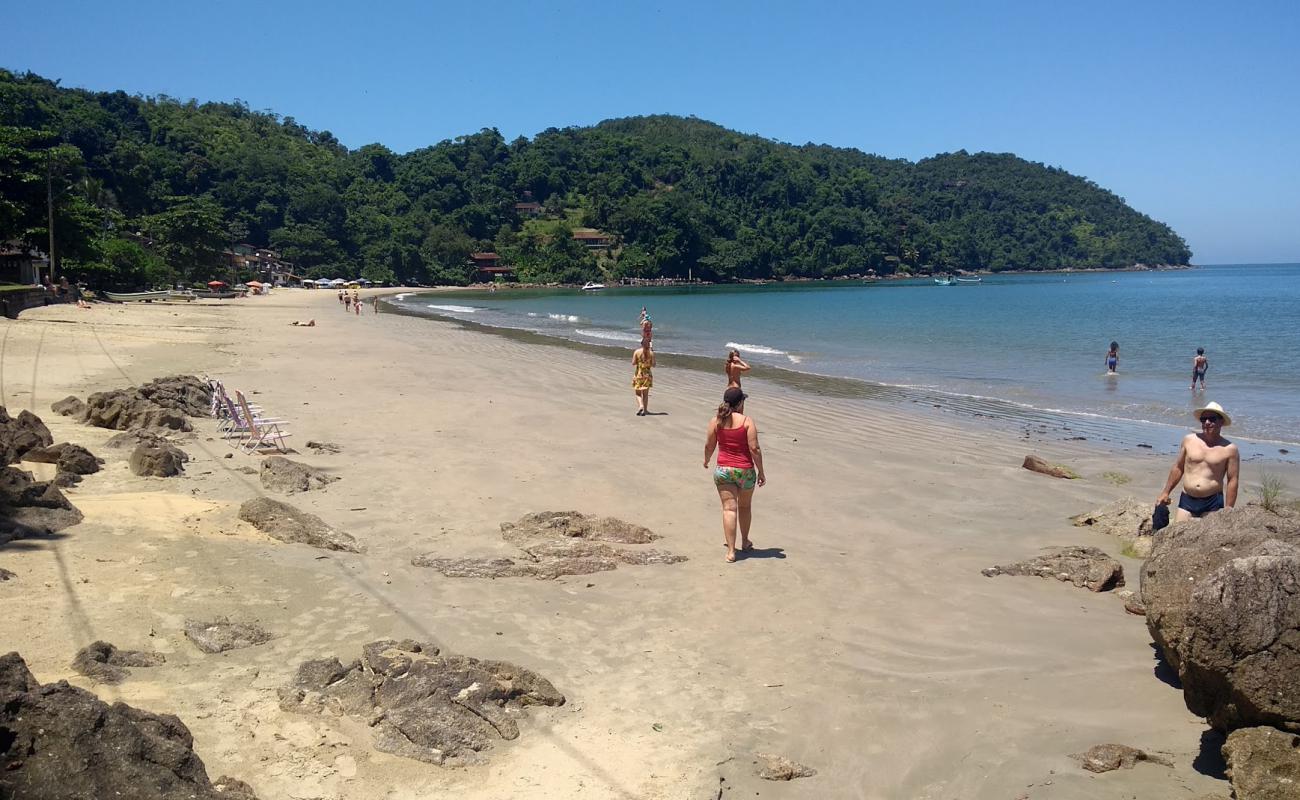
[2,290,1295,799]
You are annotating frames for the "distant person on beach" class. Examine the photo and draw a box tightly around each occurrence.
[354,296,362,315]
[704,387,766,563]
[639,307,653,342]
[1105,341,1119,374]
[344,294,352,310]
[338,290,345,305]
[372,296,381,314]
[725,349,750,389]
[1191,348,1209,391]
[632,337,655,416]
[1156,401,1239,522]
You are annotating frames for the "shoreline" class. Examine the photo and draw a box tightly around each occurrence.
[2,288,1296,799]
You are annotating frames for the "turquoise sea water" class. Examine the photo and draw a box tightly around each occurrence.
[389,264,1300,456]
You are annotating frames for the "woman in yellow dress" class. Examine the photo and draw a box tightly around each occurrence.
[632,337,654,416]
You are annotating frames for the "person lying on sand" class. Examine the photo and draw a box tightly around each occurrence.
[289,319,316,327]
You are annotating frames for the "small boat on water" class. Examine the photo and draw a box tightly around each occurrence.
[933,277,953,286]
[581,282,606,292]
[104,290,171,303]
[955,276,982,284]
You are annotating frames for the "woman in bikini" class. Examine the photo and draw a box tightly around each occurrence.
[703,387,766,563]
[631,337,654,416]
[725,349,750,389]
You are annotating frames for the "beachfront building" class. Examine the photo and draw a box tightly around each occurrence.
[572,229,614,250]
[0,240,44,285]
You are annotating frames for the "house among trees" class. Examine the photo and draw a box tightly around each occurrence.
[514,201,542,216]
[571,229,614,250]
[0,241,44,285]
[223,244,295,283]
[470,252,514,281]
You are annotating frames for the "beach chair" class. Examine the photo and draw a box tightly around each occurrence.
[218,393,287,440]
[235,391,292,453]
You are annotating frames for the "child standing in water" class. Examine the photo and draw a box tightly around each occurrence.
[1105,341,1119,374]
[1191,347,1209,391]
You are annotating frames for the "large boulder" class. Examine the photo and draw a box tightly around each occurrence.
[1143,506,1300,673]
[50,395,87,418]
[0,465,82,543]
[1179,540,1300,733]
[23,442,103,475]
[129,443,188,477]
[0,407,54,465]
[278,639,564,765]
[1222,726,1300,800]
[83,389,190,432]
[105,429,175,450]
[981,546,1125,592]
[259,456,338,494]
[135,375,212,417]
[0,651,257,799]
[238,497,361,553]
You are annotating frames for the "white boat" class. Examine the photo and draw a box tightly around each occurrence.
[955,276,982,284]
[933,277,953,286]
[581,282,606,291]
[104,290,171,302]
[165,290,197,302]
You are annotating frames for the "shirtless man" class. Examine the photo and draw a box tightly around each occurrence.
[1156,402,1239,522]
[1191,347,1208,391]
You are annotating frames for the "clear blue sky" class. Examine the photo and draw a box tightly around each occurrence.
[8,0,1298,263]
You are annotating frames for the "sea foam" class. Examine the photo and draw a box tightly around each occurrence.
[426,304,478,313]
[726,341,787,356]
[575,328,642,343]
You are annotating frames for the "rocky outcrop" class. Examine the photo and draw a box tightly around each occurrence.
[1071,496,1156,557]
[981,546,1124,592]
[259,456,338,494]
[754,753,818,781]
[1142,506,1300,674]
[0,465,83,543]
[23,442,103,475]
[278,639,564,765]
[0,651,257,799]
[238,497,361,553]
[0,407,53,465]
[184,619,275,654]
[135,375,212,417]
[76,374,212,433]
[1179,540,1300,733]
[414,510,686,580]
[1222,726,1300,800]
[50,395,87,417]
[129,442,188,477]
[71,641,165,684]
[1070,743,1173,773]
[1022,454,1077,479]
[105,429,175,450]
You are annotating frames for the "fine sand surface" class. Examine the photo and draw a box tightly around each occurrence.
[3,290,1296,799]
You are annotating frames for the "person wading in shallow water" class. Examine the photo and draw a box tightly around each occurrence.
[725,349,750,389]
[704,387,766,563]
[1156,401,1240,522]
[1191,347,1209,391]
[1105,341,1120,374]
[631,337,655,416]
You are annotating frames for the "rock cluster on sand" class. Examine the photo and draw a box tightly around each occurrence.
[278,639,564,765]
[413,510,687,579]
[237,497,361,552]
[1070,743,1173,773]
[69,374,212,432]
[184,619,275,653]
[1022,454,1077,479]
[0,567,15,581]
[754,753,818,781]
[129,442,189,477]
[1141,506,1300,798]
[259,455,338,494]
[981,545,1125,592]
[1071,496,1155,557]
[0,407,83,543]
[0,651,257,799]
[22,441,104,487]
[71,640,165,684]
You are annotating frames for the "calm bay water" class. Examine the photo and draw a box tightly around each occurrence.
[390,264,1300,455]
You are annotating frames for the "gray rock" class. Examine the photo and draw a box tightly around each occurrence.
[1022,454,1077,479]
[1070,743,1173,773]
[71,640,165,684]
[50,395,87,418]
[129,443,188,477]
[83,388,191,431]
[280,639,563,765]
[184,619,274,654]
[105,429,174,450]
[981,546,1125,592]
[500,510,659,545]
[53,470,81,488]
[1071,496,1155,556]
[1142,506,1300,673]
[135,375,212,417]
[237,497,361,553]
[0,465,82,543]
[24,442,103,475]
[1181,540,1300,733]
[0,407,54,465]
[754,753,818,781]
[0,651,257,799]
[0,567,14,581]
[1222,726,1300,800]
[305,440,342,454]
[259,455,339,494]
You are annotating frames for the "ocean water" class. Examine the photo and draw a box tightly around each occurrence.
[390,264,1300,456]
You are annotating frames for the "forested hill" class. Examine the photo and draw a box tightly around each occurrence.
[0,69,1191,288]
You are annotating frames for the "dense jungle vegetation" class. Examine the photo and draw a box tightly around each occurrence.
[0,69,1192,287]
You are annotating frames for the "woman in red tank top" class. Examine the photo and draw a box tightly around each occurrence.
[703,387,766,563]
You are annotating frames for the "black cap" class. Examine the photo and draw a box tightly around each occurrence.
[723,387,747,406]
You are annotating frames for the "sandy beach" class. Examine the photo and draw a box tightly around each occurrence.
[3,289,1296,800]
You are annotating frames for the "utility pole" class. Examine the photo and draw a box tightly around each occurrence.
[46,161,56,284]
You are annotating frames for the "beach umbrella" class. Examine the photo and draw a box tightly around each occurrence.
[207,280,227,288]
[246,280,263,287]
